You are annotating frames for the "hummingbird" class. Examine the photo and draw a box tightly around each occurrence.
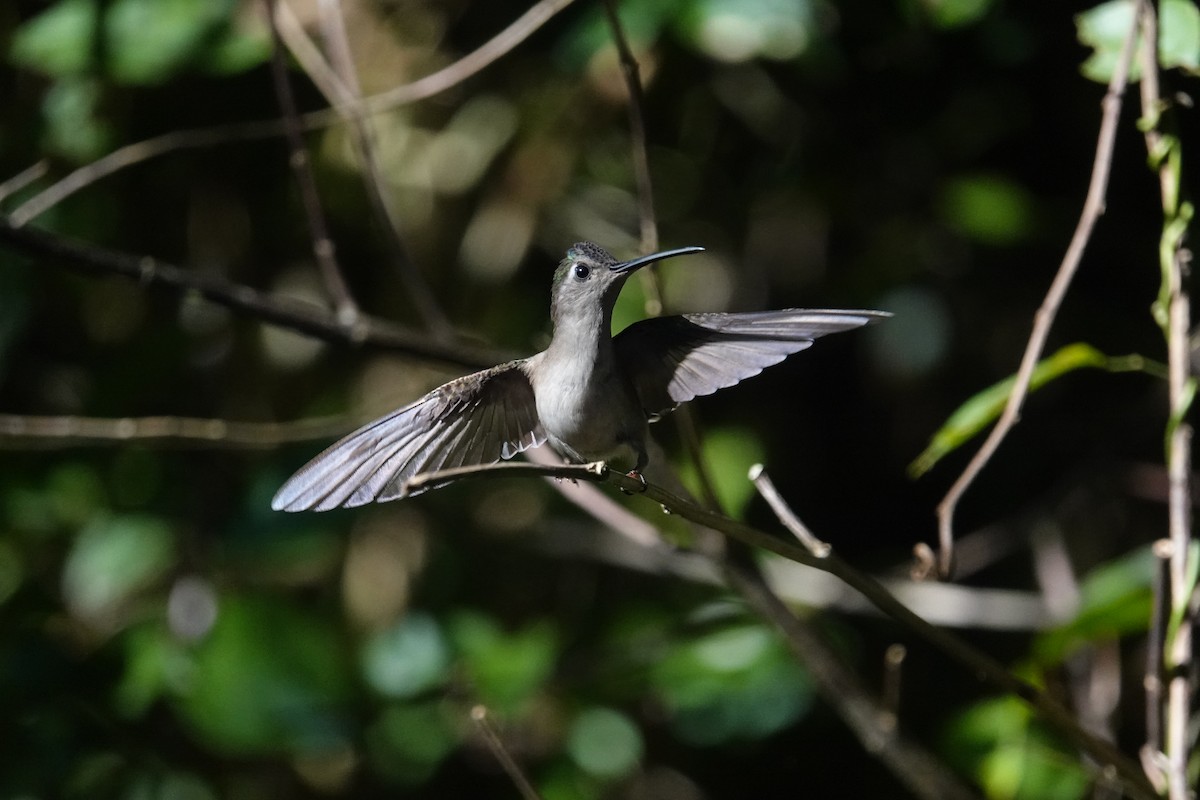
[272,242,888,512]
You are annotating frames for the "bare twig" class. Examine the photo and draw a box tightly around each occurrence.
[600,0,658,258]
[400,457,1155,799]
[932,8,1142,579]
[9,0,579,225]
[1144,539,1172,792]
[264,0,358,324]
[0,413,349,448]
[749,463,831,557]
[0,216,511,369]
[313,0,455,337]
[601,1,723,516]
[275,1,348,105]
[0,160,49,204]
[881,644,907,729]
[1136,2,1196,797]
[470,706,543,800]
[722,563,980,800]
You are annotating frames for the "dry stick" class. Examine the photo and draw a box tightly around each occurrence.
[599,9,978,789]
[470,706,543,800]
[882,644,907,729]
[0,413,349,448]
[406,460,1155,798]
[600,0,665,318]
[748,464,831,556]
[600,0,658,259]
[275,2,347,104]
[0,160,49,204]
[931,10,1142,580]
[264,0,358,324]
[314,0,455,338]
[600,0,721,513]
[743,469,975,800]
[1136,3,1196,798]
[9,0,579,226]
[722,562,981,800]
[0,216,511,369]
[1142,539,1172,793]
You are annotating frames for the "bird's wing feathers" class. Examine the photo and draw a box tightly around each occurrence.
[614,309,887,416]
[271,361,544,511]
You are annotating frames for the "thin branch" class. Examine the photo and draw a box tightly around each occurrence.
[1136,2,1195,797]
[601,1,724,518]
[0,216,512,369]
[749,463,831,557]
[882,644,907,728]
[9,0,580,225]
[932,8,1142,579]
[600,0,658,257]
[313,0,455,337]
[1142,541,1172,793]
[0,160,49,204]
[470,706,543,800]
[275,1,349,106]
[0,413,349,449]
[400,457,1155,800]
[264,0,358,324]
[722,561,980,800]
[403,459,607,496]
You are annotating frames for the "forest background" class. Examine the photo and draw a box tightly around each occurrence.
[0,0,1196,798]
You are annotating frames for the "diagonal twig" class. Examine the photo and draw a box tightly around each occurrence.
[9,0,580,226]
[400,458,1156,799]
[312,0,455,338]
[0,160,49,204]
[0,215,511,369]
[930,7,1142,580]
[601,0,722,514]
[264,0,358,324]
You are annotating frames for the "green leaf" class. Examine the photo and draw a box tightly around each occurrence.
[678,0,817,63]
[449,611,559,714]
[909,343,1109,478]
[680,426,765,517]
[1032,546,1155,667]
[41,76,115,162]
[105,0,235,85]
[921,0,995,29]
[651,622,812,745]
[361,612,452,699]
[1077,0,1200,84]
[61,514,174,624]
[566,707,644,779]
[9,0,98,77]
[365,701,461,784]
[945,697,1090,800]
[554,0,683,70]
[939,174,1035,245]
[174,594,353,755]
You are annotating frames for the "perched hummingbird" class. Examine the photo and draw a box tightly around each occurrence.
[272,243,887,512]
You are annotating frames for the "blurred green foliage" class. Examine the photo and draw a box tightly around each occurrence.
[0,0,1190,797]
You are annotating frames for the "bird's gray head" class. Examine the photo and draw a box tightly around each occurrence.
[550,242,704,322]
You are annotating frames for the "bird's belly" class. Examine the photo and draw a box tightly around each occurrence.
[534,369,645,465]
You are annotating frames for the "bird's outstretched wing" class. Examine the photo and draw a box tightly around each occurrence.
[613,309,888,417]
[272,360,544,511]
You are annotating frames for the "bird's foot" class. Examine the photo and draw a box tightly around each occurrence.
[621,470,648,495]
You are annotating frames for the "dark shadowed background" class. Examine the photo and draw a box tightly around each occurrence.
[0,0,1193,797]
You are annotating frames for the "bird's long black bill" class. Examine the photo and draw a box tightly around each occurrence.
[610,245,705,273]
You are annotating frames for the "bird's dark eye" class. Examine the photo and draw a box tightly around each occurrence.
[573,264,591,280]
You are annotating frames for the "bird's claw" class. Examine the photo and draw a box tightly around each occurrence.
[621,470,648,495]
